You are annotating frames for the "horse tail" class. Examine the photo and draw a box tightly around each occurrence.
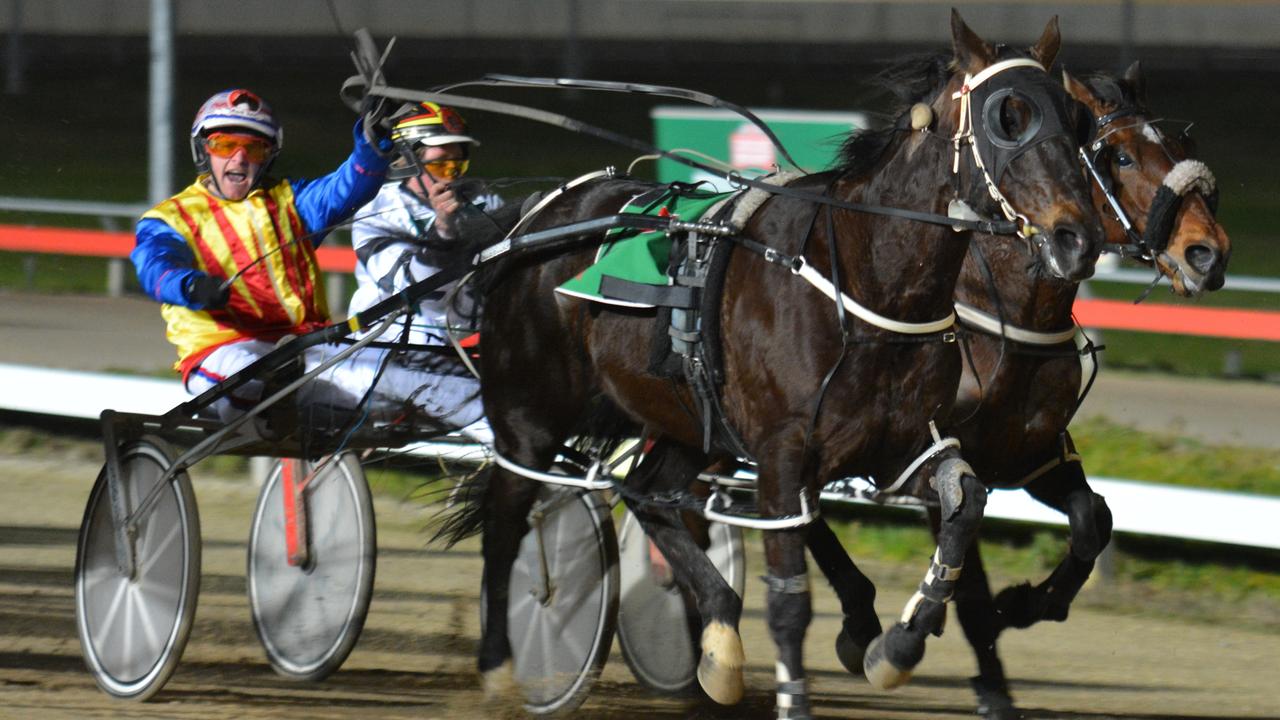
[429,463,493,548]
[569,394,637,468]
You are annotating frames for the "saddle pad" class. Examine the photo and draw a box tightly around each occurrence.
[556,186,733,307]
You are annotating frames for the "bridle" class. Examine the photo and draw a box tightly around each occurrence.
[1078,106,1219,264]
[949,57,1076,245]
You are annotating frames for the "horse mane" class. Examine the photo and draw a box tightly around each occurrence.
[836,51,953,176]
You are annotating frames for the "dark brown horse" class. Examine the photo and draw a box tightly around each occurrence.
[444,12,1102,718]
[943,64,1230,718]
[803,62,1230,719]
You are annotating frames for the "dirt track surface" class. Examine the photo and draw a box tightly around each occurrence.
[2,451,1278,720]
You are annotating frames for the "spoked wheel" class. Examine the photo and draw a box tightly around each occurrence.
[616,509,746,693]
[247,453,375,681]
[489,485,620,716]
[75,437,201,700]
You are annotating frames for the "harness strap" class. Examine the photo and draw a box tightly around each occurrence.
[598,276,699,307]
[1007,448,1084,489]
[954,302,1077,345]
[796,260,957,335]
[879,422,963,496]
[729,234,957,335]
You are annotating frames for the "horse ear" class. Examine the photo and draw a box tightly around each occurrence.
[950,8,994,74]
[1031,16,1061,69]
[1123,60,1147,103]
[1062,69,1096,107]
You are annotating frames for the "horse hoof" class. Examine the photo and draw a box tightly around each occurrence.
[835,629,870,676]
[971,675,1023,720]
[978,700,1024,720]
[862,634,912,691]
[697,621,745,705]
[481,660,519,702]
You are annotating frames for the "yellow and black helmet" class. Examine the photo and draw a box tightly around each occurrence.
[387,102,478,180]
[390,101,477,149]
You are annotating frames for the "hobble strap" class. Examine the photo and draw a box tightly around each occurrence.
[762,572,810,595]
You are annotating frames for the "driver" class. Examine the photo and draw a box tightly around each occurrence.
[131,89,486,438]
[348,101,503,345]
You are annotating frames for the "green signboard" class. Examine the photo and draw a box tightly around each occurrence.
[651,106,868,190]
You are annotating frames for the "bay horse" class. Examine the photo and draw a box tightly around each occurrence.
[444,11,1102,718]
[942,63,1230,717]
[804,61,1230,719]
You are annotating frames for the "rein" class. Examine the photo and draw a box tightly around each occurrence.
[438,74,806,173]
[359,83,1021,237]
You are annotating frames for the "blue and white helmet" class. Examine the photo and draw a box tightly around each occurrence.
[189,89,283,171]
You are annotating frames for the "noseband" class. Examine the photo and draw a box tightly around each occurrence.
[1079,109,1219,262]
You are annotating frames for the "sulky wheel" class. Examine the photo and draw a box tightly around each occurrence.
[495,486,620,716]
[247,453,375,681]
[615,509,746,693]
[75,436,201,701]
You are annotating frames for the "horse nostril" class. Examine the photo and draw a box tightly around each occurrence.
[1053,224,1087,253]
[1184,244,1220,275]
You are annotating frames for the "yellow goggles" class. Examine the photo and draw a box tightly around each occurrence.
[422,158,469,179]
[205,132,274,163]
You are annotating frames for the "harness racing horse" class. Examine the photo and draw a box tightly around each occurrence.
[443,12,1102,718]
[942,63,1230,718]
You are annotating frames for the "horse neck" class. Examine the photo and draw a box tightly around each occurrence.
[956,236,1079,331]
[830,132,971,319]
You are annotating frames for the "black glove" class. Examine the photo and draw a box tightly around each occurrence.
[361,96,396,150]
[187,274,230,310]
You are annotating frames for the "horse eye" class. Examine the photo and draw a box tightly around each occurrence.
[998,96,1028,139]
[1115,151,1135,168]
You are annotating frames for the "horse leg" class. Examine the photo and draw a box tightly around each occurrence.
[625,441,746,706]
[926,507,1020,720]
[753,442,819,720]
[865,452,986,690]
[471,388,575,695]
[475,463,542,697]
[805,517,882,676]
[993,456,1113,630]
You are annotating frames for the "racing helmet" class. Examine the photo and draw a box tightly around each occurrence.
[388,102,478,180]
[189,89,283,173]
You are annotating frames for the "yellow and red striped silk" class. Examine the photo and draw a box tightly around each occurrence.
[144,177,330,375]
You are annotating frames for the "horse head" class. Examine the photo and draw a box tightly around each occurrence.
[1064,62,1230,294]
[940,11,1103,282]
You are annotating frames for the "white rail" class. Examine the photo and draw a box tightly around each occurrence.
[2,362,1276,551]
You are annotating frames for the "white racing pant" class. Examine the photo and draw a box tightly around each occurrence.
[186,339,488,441]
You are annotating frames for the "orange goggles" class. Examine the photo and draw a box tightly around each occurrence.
[422,158,469,179]
[205,133,275,163]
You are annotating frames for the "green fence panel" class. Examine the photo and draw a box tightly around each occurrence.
[651,106,868,189]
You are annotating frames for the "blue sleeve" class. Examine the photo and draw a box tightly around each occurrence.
[292,119,393,246]
[132,217,203,307]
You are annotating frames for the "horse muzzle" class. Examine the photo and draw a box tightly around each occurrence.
[1162,242,1229,296]
[1039,220,1103,283]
